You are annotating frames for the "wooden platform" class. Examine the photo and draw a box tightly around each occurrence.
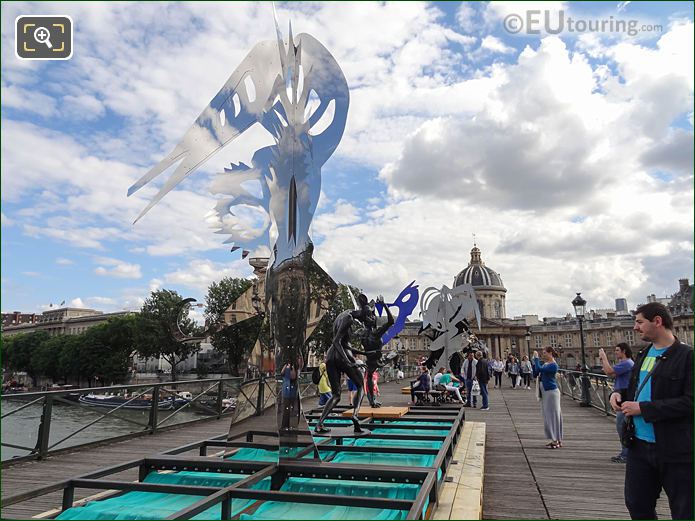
[432,421,485,520]
[341,405,409,419]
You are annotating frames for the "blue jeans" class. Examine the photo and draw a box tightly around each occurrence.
[479,381,489,409]
[465,379,476,406]
[615,411,629,458]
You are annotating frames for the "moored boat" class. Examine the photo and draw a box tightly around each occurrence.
[78,393,179,410]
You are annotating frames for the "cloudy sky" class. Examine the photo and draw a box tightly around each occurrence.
[2,1,693,322]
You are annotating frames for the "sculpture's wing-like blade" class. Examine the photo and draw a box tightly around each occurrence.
[128,40,283,223]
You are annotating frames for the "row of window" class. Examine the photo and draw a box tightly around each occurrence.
[543,330,634,348]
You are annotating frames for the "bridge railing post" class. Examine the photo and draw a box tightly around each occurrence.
[35,395,54,460]
[148,385,160,434]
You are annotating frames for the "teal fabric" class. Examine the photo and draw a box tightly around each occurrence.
[227,447,279,461]
[370,428,449,436]
[56,472,270,520]
[353,438,442,449]
[387,421,452,426]
[330,451,435,468]
[240,501,407,520]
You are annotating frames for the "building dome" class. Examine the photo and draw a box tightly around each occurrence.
[454,246,506,290]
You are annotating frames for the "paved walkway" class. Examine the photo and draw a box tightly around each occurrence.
[2,379,673,519]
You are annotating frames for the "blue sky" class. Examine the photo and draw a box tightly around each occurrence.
[2,1,693,320]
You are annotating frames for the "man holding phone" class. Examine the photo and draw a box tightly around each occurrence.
[599,343,634,463]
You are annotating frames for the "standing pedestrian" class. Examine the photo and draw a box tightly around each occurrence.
[532,347,563,449]
[476,351,491,410]
[609,303,693,520]
[462,352,478,407]
[492,357,504,388]
[396,367,404,383]
[508,356,520,388]
[598,343,634,463]
[317,360,332,406]
[520,355,533,389]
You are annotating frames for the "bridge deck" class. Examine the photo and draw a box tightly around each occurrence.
[1,380,671,519]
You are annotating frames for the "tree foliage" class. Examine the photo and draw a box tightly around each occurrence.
[204,277,253,324]
[204,277,256,376]
[133,289,201,381]
[2,315,137,387]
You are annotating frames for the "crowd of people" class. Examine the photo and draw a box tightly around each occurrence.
[312,301,692,520]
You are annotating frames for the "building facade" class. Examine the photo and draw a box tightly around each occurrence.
[383,246,693,370]
[2,307,131,337]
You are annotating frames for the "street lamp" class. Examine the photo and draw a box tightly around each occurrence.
[525,331,531,356]
[572,292,591,407]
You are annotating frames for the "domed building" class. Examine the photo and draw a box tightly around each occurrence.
[454,245,507,319]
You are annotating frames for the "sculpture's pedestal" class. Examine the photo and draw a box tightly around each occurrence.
[342,406,409,419]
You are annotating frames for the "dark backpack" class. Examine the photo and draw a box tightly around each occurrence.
[311,367,322,385]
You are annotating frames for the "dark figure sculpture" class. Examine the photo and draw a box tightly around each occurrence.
[358,296,394,408]
[315,294,374,433]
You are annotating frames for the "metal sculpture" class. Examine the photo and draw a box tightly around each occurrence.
[128,12,349,460]
[314,293,374,434]
[419,284,482,373]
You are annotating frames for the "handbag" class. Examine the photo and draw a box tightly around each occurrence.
[619,356,661,448]
[471,380,480,396]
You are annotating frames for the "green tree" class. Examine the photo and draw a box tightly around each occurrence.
[133,289,200,381]
[4,331,49,387]
[204,277,255,376]
[56,334,87,386]
[204,277,253,323]
[81,315,137,385]
[211,316,263,376]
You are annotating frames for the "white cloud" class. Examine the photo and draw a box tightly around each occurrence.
[94,257,142,279]
[70,298,86,308]
[56,257,74,265]
[1,212,13,227]
[480,35,515,54]
[162,258,252,295]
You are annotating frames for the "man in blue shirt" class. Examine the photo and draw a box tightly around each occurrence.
[599,343,634,463]
[609,303,693,520]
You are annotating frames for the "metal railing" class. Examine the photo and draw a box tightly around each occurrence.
[557,369,616,417]
[1,376,272,463]
[1,365,418,465]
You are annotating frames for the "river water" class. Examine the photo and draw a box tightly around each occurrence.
[1,399,210,461]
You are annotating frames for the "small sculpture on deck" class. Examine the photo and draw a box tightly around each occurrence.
[315,293,375,433]
[357,295,394,408]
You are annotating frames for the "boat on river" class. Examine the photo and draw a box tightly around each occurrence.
[78,393,189,410]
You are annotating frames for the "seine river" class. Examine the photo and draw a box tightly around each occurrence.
[1,399,206,461]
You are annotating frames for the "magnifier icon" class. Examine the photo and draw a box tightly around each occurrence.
[33,26,53,49]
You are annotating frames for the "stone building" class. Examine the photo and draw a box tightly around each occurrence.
[2,307,131,337]
[383,245,694,370]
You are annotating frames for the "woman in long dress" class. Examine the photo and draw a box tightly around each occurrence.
[532,347,563,449]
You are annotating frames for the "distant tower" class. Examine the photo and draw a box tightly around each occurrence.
[615,298,628,313]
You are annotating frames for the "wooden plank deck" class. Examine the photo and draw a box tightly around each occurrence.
[1,380,673,520]
[476,384,671,520]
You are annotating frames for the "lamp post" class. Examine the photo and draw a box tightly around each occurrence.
[525,331,531,357]
[572,293,591,407]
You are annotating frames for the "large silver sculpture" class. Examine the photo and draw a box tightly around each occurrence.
[129,13,348,461]
[419,284,482,373]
